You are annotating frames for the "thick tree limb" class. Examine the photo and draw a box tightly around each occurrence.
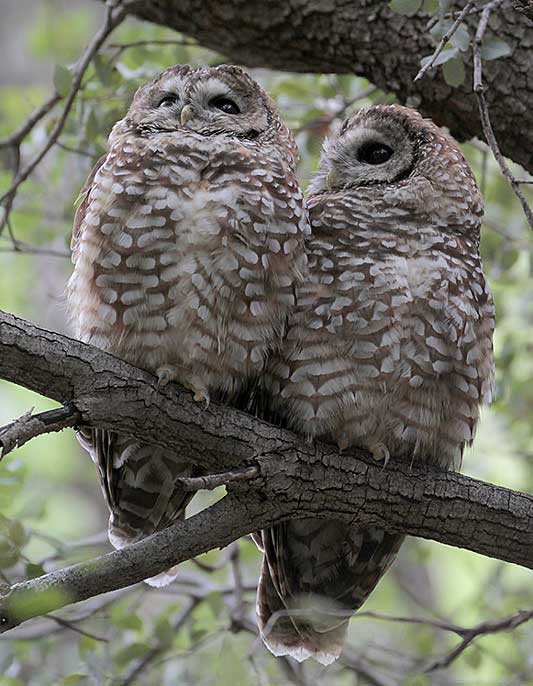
[117,0,533,175]
[1,308,533,632]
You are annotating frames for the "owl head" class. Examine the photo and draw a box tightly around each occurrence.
[309,104,482,221]
[117,64,296,157]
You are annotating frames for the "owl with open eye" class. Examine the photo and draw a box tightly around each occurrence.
[256,104,495,663]
[67,64,308,584]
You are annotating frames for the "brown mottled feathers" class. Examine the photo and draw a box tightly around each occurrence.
[67,64,308,585]
[256,105,495,663]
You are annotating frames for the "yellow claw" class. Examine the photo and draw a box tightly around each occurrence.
[369,442,390,468]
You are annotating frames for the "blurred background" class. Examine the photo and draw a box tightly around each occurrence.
[1,1,533,684]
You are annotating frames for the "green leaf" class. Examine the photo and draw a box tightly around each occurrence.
[79,635,100,658]
[93,55,115,86]
[419,46,459,70]
[154,616,174,644]
[389,0,422,15]
[62,676,88,686]
[53,64,72,97]
[422,0,439,13]
[110,604,143,631]
[430,18,469,51]
[481,37,512,61]
[25,562,45,579]
[85,109,99,143]
[114,642,150,668]
[206,591,224,618]
[443,56,466,87]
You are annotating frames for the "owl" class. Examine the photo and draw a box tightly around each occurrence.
[256,105,495,663]
[67,64,308,584]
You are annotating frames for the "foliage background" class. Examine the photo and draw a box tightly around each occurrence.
[0,1,532,684]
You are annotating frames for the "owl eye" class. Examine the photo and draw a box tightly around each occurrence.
[210,96,240,115]
[358,142,394,165]
[157,94,179,108]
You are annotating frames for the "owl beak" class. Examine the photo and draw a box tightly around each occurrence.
[180,104,195,126]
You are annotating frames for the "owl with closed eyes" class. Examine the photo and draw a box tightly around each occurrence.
[256,104,495,663]
[67,64,308,584]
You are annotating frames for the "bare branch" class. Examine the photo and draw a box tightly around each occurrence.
[177,465,259,492]
[414,2,474,82]
[0,93,62,150]
[424,609,533,671]
[118,0,533,175]
[0,308,532,634]
[472,0,533,230]
[0,493,270,633]
[120,599,199,686]
[0,403,80,458]
[0,2,127,236]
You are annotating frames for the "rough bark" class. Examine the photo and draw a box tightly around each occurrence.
[117,0,533,175]
[1,306,533,632]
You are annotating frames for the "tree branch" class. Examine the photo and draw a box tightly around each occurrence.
[117,0,533,175]
[0,403,80,458]
[1,308,533,632]
[0,1,126,236]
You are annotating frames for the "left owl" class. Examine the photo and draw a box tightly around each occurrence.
[67,64,308,583]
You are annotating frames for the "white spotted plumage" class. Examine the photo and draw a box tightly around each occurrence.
[67,64,308,584]
[256,105,495,663]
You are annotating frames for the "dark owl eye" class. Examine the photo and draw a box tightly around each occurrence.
[357,142,394,165]
[210,96,240,115]
[157,94,179,108]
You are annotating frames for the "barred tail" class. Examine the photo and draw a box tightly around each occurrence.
[77,428,195,586]
[256,518,404,664]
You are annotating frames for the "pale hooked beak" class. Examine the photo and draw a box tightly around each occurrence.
[180,104,195,126]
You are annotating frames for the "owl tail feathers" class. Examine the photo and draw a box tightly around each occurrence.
[256,559,347,666]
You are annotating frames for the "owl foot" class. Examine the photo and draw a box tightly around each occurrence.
[369,442,390,468]
[183,379,210,407]
[156,365,179,387]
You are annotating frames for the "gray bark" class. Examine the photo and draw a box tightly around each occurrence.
[1,309,533,631]
[119,0,533,175]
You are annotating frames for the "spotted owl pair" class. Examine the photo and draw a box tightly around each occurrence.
[67,64,495,664]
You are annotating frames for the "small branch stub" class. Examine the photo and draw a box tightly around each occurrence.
[177,465,260,492]
[0,403,80,459]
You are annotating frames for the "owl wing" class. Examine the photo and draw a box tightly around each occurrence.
[71,154,198,584]
[71,155,106,261]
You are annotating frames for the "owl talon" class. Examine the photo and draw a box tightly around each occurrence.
[370,443,390,468]
[156,366,178,387]
[193,389,210,407]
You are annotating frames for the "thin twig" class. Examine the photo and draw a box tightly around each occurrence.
[230,544,246,626]
[0,94,62,150]
[120,599,199,686]
[177,465,259,492]
[0,403,80,459]
[0,242,70,259]
[472,0,533,230]
[424,609,533,671]
[56,141,95,158]
[414,2,474,82]
[0,3,127,235]
[293,86,378,134]
[48,615,108,643]
[108,38,196,52]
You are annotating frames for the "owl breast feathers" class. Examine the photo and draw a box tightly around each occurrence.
[256,104,495,664]
[67,64,308,582]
